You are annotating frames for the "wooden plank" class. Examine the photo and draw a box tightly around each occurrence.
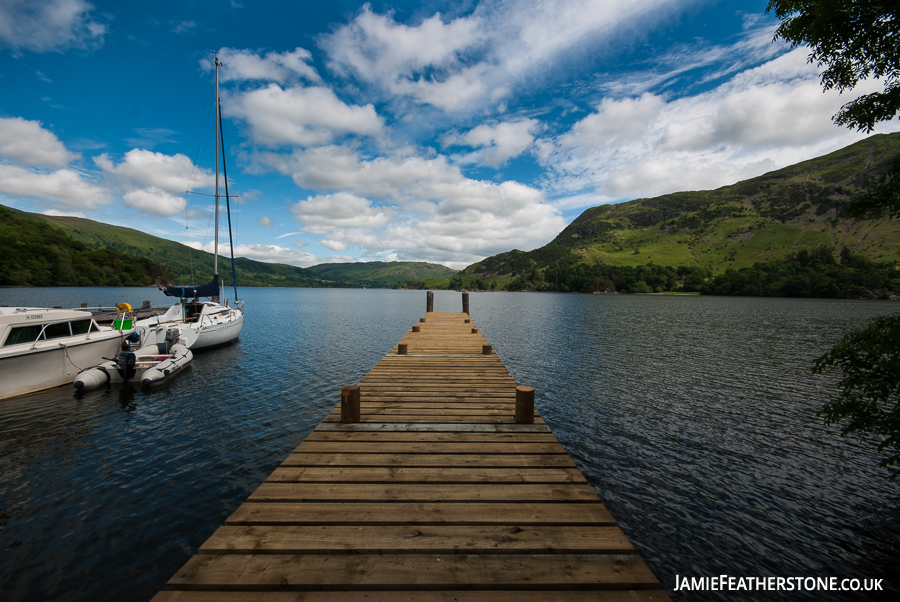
[226,502,615,526]
[302,432,559,443]
[166,553,658,591]
[153,310,663,599]
[313,423,552,433]
[279,453,572,467]
[292,442,568,454]
[267,467,588,483]
[248,483,600,503]
[199,525,634,554]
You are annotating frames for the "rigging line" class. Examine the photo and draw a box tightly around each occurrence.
[185,97,215,286]
[218,94,239,302]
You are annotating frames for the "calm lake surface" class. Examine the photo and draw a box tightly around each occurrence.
[0,287,898,601]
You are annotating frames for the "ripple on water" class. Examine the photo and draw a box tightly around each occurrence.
[0,288,898,601]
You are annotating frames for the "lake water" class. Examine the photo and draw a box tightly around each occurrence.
[0,287,898,601]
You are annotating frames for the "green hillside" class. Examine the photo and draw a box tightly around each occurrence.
[1,205,456,288]
[452,132,900,295]
[0,205,172,287]
[306,261,456,288]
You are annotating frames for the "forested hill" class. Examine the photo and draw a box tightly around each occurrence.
[0,204,172,287]
[451,132,900,296]
[0,205,457,288]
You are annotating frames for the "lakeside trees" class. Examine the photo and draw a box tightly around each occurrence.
[768,0,900,476]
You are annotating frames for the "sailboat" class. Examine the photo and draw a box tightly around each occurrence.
[135,55,244,351]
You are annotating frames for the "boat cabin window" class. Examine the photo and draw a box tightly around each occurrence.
[3,324,43,346]
[70,319,96,335]
[44,322,72,340]
[2,319,98,346]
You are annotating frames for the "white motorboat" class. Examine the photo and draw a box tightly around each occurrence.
[74,330,192,390]
[0,307,131,400]
[138,54,244,350]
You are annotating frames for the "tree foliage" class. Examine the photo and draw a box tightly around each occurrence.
[768,1,900,476]
[813,314,900,477]
[767,0,900,133]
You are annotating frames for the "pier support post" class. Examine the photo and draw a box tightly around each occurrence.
[426,291,434,313]
[471,328,478,334]
[340,386,361,423]
[482,344,492,355]
[412,325,420,332]
[462,292,470,314]
[398,343,408,355]
[515,386,535,424]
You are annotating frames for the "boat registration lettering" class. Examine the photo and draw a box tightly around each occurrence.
[25,314,44,320]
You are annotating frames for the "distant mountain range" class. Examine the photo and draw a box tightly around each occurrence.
[452,132,900,291]
[0,205,456,289]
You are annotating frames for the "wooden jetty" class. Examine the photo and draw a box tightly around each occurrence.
[152,294,668,601]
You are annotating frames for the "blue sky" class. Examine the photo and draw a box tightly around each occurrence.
[1,0,898,270]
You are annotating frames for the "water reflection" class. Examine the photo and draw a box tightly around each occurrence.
[0,287,898,601]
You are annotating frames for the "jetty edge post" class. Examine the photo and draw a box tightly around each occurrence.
[482,344,492,355]
[340,385,361,423]
[462,291,470,314]
[515,385,535,424]
[426,290,434,313]
[398,343,408,355]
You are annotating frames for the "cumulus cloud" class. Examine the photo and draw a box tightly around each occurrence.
[122,188,186,216]
[204,47,321,83]
[320,0,688,113]
[321,6,484,111]
[0,164,112,209]
[186,240,322,268]
[291,192,394,234]
[545,47,900,203]
[95,148,213,193]
[260,145,565,267]
[92,149,212,217]
[0,0,106,53]
[257,216,273,227]
[224,83,384,147]
[0,117,79,167]
[444,118,542,168]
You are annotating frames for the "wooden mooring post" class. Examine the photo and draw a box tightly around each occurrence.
[151,292,668,600]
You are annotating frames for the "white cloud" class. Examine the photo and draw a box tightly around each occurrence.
[321,6,484,111]
[0,164,112,209]
[186,240,322,268]
[320,0,690,113]
[123,188,186,216]
[259,145,565,267]
[291,192,394,234]
[257,216,273,227]
[445,118,542,168]
[320,238,349,251]
[545,47,900,204]
[95,149,213,194]
[0,117,79,168]
[224,83,384,147]
[204,47,321,83]
[0,0,106,53]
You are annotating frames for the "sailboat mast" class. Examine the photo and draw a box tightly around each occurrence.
[213,56,221,283]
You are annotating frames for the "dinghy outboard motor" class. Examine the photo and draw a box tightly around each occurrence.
[116,332,141,380]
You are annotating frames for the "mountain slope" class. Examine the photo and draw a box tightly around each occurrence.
[305,261,456,287]
[2,206,456,288]
[454,132,900,291]
[0,205,172,287]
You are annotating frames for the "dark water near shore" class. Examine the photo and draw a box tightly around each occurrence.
[1,287,898,601]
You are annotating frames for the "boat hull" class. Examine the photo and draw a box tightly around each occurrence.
[74,344,192,390]
[0,333,124,400]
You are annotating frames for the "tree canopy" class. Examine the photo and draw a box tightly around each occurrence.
[768,1,900,477]
[767,0,900,133]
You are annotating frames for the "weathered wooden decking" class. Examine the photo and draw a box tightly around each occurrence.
[151,311,669,601]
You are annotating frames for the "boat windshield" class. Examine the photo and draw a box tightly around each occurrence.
[2,319,99,346]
